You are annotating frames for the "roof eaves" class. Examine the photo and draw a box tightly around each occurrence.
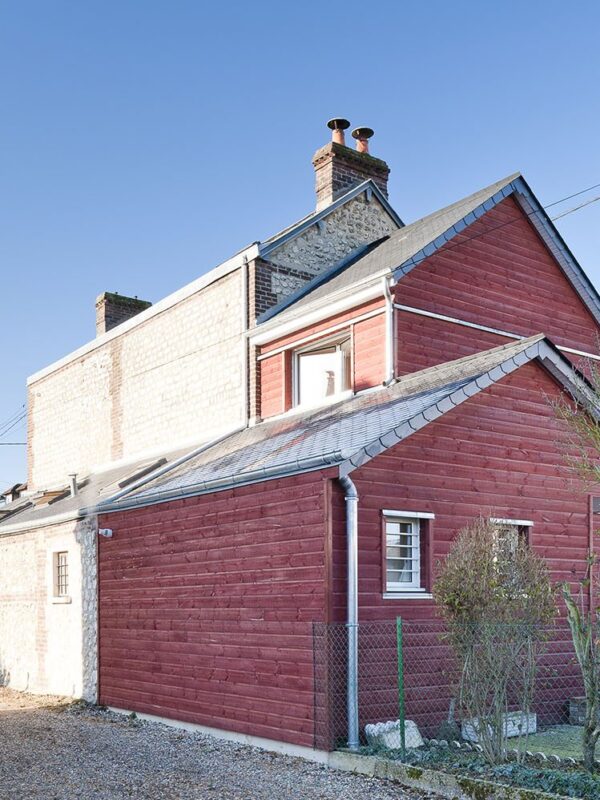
[258,180,403,260]
[93,450,343,515]
[511,176,600,324]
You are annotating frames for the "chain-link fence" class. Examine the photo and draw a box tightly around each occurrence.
[313,618,588,760]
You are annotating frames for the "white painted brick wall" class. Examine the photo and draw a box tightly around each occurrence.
[0,516,97,700]
[28,270,244,489]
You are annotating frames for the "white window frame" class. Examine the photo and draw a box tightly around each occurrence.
[292,333,352,409]
[52,551,71,604]
[384,512,430,595]
[489,518,532,561]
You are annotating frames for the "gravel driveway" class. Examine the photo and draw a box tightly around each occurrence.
[0,688,441,800]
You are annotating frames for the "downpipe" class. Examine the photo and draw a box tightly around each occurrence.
[382,275,395,385]
[339,474,359,751]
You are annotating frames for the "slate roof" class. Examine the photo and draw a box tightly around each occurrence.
[95,334,591,514]
[258,174,519,324]
[258,172,600,328]
[0,446,193,532]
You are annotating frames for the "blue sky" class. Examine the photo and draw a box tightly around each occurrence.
[1,0,599,485]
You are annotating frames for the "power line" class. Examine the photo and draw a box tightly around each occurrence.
[544,182,600,209]
[0,413,27,439]
[0,406,25,435]
[397,180,600,274]
[550,195,600,221]
[0,443,26,446]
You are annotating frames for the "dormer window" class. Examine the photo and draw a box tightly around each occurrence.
[293,336,352,408]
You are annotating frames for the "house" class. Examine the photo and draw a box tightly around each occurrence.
[1,120,599,757]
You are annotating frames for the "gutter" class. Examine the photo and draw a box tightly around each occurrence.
[84,426,247,514]
[90,450,344,515]
[339,475,360,751]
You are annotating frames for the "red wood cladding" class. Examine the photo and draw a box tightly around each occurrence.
[396,310,513,375]
[394,196,600,375]
[259,298,384,355]
[259,352,285,418]
[330,361,595,623]
[97,471,333,749]
[258,303,386,418]
[353,312,386,391]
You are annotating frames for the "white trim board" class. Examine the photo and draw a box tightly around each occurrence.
[256,307,385,360]
[249,283,385,346]
[394,303,600,362]
[382,509,435,519]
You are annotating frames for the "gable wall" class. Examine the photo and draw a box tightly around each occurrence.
[97,470,333,749]
[330,361,595,623]
[253,193,396,319]
[394,196,600,375]
[28,270,245,489]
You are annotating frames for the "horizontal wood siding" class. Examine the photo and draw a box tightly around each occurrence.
[258,301,386,419]
[98,471,331,748]
[342,362,592,619]
[395,196,600,375]
[353,312,386,391]
[259,352,284,418]
[329,361,594,736]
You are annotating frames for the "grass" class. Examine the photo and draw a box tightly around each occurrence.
[517,725,584,760]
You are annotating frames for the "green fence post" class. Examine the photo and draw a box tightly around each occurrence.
[396,616,406,757]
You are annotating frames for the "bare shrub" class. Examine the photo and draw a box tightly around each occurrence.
[433,517,556,765]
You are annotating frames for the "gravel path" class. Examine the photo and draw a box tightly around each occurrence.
[0,688,441,800]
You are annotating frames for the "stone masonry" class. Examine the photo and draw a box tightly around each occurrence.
[251,193,398,320]
[313,141,390,210]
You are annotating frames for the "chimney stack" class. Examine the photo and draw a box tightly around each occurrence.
[95,292,152,336]
[312,119,390,211]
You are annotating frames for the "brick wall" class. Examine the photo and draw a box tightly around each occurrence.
[28,270,245,489]
[0,516,97,700]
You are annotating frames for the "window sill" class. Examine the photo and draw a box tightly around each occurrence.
[383,592,433,600]
[294,389,354,413]
[51,595,72,605]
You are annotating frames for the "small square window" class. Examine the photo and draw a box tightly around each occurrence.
[383,511,434,595]
[54,551,69,597]
[490,518,532,560]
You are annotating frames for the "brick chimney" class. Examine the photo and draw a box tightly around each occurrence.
[312,119,390,210]
[95,292,152,336]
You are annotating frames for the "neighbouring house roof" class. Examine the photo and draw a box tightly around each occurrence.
[94,334,593,514]
[0,446,197,534]
[256,173,600,329]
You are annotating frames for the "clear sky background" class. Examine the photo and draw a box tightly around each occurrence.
[1,0,599,486]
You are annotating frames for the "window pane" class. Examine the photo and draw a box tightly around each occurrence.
[56,551,68,596]
[298,348,340,406]
[385,516,421,590]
